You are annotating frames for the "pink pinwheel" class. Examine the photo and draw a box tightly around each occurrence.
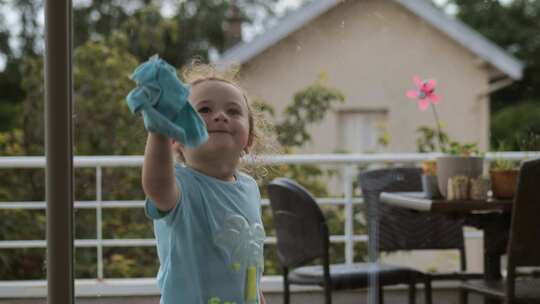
[406,75,445,151]
[406,76,441,111]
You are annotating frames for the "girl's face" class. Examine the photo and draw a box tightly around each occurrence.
[181,80,251,162]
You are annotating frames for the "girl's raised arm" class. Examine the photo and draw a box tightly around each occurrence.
[142,132,180,212]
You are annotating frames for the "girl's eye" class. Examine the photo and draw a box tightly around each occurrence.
[198,107,211,114]
[228,108,241,116]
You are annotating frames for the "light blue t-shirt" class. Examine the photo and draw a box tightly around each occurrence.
[145,164,265,304]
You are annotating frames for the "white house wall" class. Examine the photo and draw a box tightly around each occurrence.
[239,0,490,153]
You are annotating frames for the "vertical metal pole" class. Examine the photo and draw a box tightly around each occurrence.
[45,0,74,303]
[343,164,354,264]
[96,167,104,279]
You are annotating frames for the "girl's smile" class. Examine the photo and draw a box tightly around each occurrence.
[208,129,232,134]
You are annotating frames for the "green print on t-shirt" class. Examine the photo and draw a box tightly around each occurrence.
[214,214,265,303]
[208,296,237,304]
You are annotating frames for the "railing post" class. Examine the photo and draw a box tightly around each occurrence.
[343,164,355,264]
[96,166,104,280]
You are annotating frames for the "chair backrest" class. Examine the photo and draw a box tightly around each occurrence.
[267,178,329,268]
[358,168,466,260]
[507,158,540,268]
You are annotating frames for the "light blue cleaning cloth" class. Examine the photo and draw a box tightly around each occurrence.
[126,55,208,148]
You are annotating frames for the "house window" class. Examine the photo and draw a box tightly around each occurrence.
[338,109,388,153]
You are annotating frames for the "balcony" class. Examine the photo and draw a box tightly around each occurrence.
[0,152,535,304]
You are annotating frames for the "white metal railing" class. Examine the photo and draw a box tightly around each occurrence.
[0,152,538,288]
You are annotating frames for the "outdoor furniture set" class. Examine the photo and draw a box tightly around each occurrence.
[267,158,540,304]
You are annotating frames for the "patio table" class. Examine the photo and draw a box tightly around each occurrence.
[380,192,513,281]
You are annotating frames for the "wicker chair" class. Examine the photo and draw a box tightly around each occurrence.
[267,177,429,304]
[460,158,540,303]
[358,167,483,304]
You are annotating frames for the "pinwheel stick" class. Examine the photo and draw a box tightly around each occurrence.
[431,105,444,152]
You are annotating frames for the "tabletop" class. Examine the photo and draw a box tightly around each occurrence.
[380,191,513,214]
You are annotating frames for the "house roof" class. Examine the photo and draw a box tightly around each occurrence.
[217,0,524,80]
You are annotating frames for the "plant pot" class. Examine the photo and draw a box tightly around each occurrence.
[490,169,519,199]
[436,156,484,199]
[422,174,441,198]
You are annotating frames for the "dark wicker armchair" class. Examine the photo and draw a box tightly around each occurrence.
[358,167,483,304]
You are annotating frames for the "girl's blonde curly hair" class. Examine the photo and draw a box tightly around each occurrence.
[177,59,279,176]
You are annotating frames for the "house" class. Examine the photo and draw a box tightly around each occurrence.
[217,0,524,153]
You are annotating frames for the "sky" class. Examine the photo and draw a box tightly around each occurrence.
[244,0,304,41]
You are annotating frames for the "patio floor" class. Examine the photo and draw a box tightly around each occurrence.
[0,288,488,304]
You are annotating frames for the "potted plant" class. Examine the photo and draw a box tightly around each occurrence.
[421,159,441,198]
[407,76,483,198]
[436,141,484,199]
[489,158,520,199]
[407,76,445,198]
[416,126,447,198]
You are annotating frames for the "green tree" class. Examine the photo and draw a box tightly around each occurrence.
[0,0,279,133]
[441,0,540,109]
[73,0,132,49]
[491,101,540,150]
[0,39,147,279]
[0,0,283,280]
[0,2,24,132]
[437,0,540,148]
[0,62,23,131]
[0,4,11,58]
[0,0,352,278]
[275,74,345,148]
[119,0,277,67]
[10,0,42,56]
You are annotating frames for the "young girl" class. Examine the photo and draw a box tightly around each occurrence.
[129,57,267,304]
